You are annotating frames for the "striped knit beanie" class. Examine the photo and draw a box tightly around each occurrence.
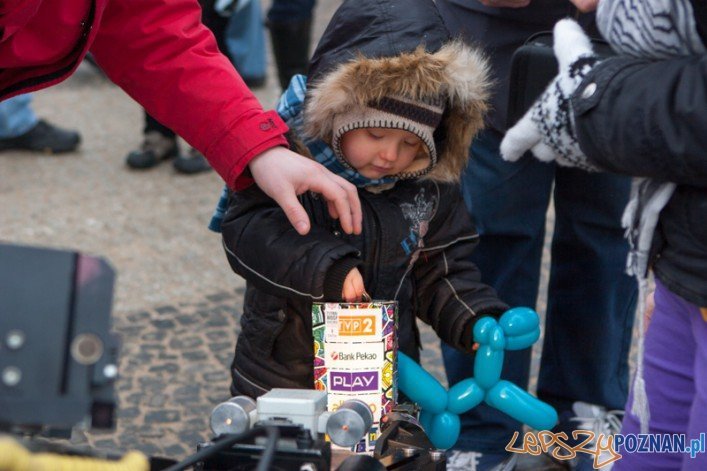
[331,95,445,179]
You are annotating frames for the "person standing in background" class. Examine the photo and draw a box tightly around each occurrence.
[267,0,316,90]
[0,94,80,154]
[501,0,706,467]
[124,0,233,175]
[434,1,637,469]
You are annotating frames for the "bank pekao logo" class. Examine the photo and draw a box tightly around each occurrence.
[338,315,376,336]
[330,351,378,361]
[329,371,379,392]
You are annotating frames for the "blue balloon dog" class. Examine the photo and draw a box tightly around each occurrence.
[398,307,558,449]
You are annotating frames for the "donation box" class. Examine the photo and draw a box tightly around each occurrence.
[312,301,397,452]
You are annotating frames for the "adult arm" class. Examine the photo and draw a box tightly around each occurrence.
[90,0,362,234]
[220,186,361,301]
[90,0,285,187]
[572,54,707,186]
[413,185,509,353]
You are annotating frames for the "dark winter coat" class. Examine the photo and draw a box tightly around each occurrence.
[571,1,707,306]
[220,0,507,398]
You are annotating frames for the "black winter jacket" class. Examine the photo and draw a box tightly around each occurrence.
[222,181,508,397]
[571,2,707,306]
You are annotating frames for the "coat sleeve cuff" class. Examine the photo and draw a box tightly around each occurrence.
[204,110,290,189]
[323,257,363,301]
[456,305,508,353]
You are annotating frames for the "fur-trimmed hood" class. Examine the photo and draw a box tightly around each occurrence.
[303,0,491,183]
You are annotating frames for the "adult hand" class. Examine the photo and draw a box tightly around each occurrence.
[569,0,598,13]
[500,19,602,172]
[249,146,362,236]
[342,268,365,302]
[478,0,531,7]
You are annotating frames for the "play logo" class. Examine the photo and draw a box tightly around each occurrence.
[329,371,379,392]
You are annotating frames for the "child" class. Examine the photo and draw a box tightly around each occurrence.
[220,0,508,399]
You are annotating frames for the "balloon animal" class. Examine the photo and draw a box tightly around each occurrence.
[397,307,558,449]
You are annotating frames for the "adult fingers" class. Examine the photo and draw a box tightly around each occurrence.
[270,185,311,235]
[308,170,362,235]
[327,200,340,221]
[328,172,362,234]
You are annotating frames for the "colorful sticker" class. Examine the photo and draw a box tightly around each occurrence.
[313,301,398,453]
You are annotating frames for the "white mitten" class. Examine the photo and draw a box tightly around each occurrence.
[500,19,601,171]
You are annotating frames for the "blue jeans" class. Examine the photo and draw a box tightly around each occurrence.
[442,129,637,452]
[0,94,38,139]
[225,0,266,80]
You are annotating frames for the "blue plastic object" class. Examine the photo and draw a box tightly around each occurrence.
[485,380,559,431]
[397,307,558,449]
[427,412,461,450]
[397,352,448,414]
[446,378,484,414]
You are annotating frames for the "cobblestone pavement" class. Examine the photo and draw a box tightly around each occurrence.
[0,0,565,465]
[81,290,243,458]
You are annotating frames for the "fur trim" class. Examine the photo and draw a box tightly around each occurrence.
[304,41,491,182]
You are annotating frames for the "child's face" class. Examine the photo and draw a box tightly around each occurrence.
[340,128,425,179]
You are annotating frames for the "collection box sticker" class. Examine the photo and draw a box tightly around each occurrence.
[324,306,382,342]
[327,393,383,421]
[328,370,380,393]
[325,342,385,370]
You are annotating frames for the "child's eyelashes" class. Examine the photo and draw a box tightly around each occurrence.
[366,130,419,147]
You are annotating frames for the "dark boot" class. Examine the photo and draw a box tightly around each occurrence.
[268,18,312,90]
[0,120,81,154]
[173,147,212,175]
[125,131,179,169]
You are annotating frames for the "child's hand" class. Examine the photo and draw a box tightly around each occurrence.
[342,268,365,302]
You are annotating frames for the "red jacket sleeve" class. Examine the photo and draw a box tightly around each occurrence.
[89,0,288,188]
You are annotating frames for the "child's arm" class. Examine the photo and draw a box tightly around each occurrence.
[221,185,362,302]
[412,185,509,352]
